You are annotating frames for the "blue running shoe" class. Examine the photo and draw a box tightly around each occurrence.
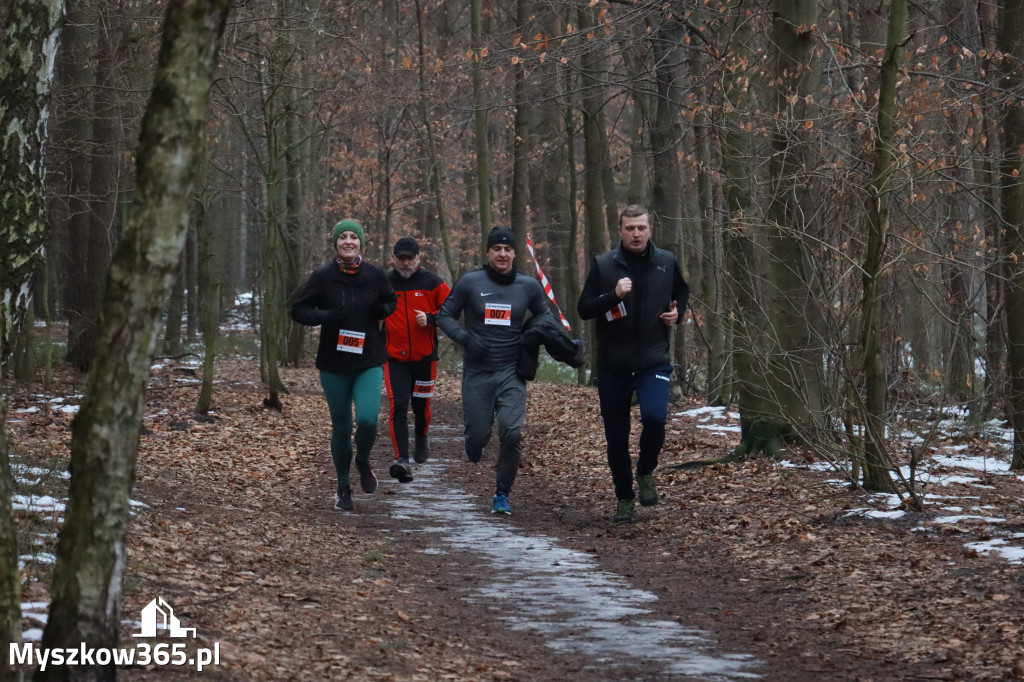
[491,493,511,515]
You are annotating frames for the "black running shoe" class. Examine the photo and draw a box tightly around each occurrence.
[356,461,378,493]
[389,459,414,483]
[413,435,430,464]
[334,487,353,511]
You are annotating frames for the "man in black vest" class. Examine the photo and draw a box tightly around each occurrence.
[578,205,689,523]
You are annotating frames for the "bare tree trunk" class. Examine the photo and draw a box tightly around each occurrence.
[162,259,185,355]
[649,18,686,394]
[578,5,609,256]
[857,0,907,493]
[38,3,231,679]
[58,3,98,372]
[414,0,455,281]
[999,0,1024,470]
[509,0,533,247]
[194,162,219,415]
[690,45,725,404]
[719,0,775,457]
[0,0,64,661]
[470,0,492,252]
[754,0,824,456]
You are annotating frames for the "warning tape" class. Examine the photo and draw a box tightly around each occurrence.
[525,233,572,332]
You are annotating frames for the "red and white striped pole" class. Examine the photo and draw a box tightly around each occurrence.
[525,234,572,332]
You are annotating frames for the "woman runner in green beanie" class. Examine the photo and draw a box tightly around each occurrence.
[291,219,397,511]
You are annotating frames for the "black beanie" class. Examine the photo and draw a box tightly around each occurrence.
[487,226,516,250]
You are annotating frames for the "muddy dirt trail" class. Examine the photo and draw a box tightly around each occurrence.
[119,370,972,682]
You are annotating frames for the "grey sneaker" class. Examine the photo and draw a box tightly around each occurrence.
[389,459,414,483]
[356,461,378,493]
[637,474,659,507]
[413,435,430,464]
[613,498,635,523]
[334,487,353,511]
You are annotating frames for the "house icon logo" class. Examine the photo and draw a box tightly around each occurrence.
[133,597,196,638]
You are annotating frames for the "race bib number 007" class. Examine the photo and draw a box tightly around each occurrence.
[484,303,512,326]
[337,330,366,354]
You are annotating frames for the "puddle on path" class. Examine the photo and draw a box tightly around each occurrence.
[382,432,759,680]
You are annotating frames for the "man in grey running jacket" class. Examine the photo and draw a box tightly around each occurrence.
[436,226,553,515]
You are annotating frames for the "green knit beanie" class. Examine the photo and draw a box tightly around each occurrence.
[331,219,365,246]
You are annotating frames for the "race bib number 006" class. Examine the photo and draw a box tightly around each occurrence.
[484,303,512,326]
[337,330,366,354]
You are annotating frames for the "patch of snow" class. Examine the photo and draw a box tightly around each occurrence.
[930,515,1005,525]
[845,508,907,520]
[965,538,1024,564]
[932,454,1010,473]
[678,406,728,419]
[22,628,43,642]
[15,406,39,414]
[695,424,742,434]
[13,495,66,513]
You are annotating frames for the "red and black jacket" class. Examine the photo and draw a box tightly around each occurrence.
[385,268,451,362]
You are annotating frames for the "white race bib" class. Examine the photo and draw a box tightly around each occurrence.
[484,302,512,326]
[413,380,435,399]
[337,330,366,354]
[605,302,627,322]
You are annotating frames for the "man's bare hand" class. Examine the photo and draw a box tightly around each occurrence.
[615,277,632,299]
[415,310,428,327]
[660,300,678,326]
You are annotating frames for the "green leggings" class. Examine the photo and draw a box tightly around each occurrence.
[320,367,383,490]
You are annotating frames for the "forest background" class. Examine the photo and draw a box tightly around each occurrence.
[5,0,1024,676]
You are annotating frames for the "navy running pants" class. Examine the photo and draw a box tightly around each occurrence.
[597,363,672,501]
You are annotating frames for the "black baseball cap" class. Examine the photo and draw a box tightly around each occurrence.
[393,237,420,256]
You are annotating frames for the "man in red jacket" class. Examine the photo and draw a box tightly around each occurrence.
[384,237,451,483]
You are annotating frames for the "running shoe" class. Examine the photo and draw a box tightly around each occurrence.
[413,435,430,464]
[637,474,659,507]
[356,461,378,493]
[491,493,511,515]
[334,487,353,511]
[613,498,635,523]
[389,459,414,483]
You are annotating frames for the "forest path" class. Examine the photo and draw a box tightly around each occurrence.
[355,419,759,681]
[70,360,1018,681]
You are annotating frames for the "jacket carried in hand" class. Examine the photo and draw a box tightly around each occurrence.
[385,267,451,362]
[290,260,397,373]
[577,239,688,374]
[517,314,585,381]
